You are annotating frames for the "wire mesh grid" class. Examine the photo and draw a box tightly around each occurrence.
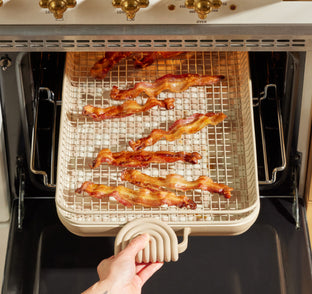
[56,51,259,230]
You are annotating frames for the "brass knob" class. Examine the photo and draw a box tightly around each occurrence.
[211,0,222,9]
[39,0,77,19]
[112,0,149,20]
[185,0,222,19]
[0,1,3,7]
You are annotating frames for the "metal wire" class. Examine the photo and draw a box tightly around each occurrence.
[56,51,258,227]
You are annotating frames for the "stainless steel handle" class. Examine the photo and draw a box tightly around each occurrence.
[30,87,59,188]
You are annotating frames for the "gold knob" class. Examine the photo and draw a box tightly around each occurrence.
[0,1,3,7]
[39,0,77,19]
[185,0,222,19]
[211,0,222,9]
[112,0,149,20]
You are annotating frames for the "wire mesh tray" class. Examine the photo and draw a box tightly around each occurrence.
[56,51,259,239]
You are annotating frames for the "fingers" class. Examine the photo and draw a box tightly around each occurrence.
[122,233,150,257]
[137,262,164,285]
[135,263,147,274]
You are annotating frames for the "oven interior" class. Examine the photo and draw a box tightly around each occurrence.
[24,51,302,198]
[2,50,311,293]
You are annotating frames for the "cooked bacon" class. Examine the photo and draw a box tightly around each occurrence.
[91,149,202,169]
[90,52,183,80]
[133,52,184,68]
[75,181,197,209]
[82,97,174,121]
[90,52,132,79]
[129,112,227,151]
[110,73,225,100]
[121,170,233,199]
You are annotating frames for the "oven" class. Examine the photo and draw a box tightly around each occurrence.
[1,1,312,293]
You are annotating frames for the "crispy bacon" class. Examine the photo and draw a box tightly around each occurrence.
[91,149,202,169]
[133,52,184,68]
[121,170,233,199]
[129,112,227,151]
[90,52,183,80]
[90,52,132,79]
[110,73,225,100]
[82,97,174,121]
[75,181,197,209]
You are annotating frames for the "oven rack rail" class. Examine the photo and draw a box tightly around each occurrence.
[253,84,286,185]
[31,85,286,189]
[30,87,60,188]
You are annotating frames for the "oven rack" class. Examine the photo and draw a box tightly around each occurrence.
[54,51,259,238]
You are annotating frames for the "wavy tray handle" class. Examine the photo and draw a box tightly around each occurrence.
[114,218,191,262]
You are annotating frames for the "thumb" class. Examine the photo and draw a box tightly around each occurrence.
[122,233,150,257]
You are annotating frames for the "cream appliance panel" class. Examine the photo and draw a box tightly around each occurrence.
[0,0,312,24]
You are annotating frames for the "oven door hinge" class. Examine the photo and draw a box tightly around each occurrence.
[292,152,302,230]
[16,157,25,230]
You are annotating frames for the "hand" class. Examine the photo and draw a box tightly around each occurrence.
[82,233,163,294]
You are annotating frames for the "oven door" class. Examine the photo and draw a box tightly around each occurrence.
[2,198,312,294]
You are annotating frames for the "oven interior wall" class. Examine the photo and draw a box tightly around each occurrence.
[29,53,65,194]
[250,51,304,196]
[0,53,66,199]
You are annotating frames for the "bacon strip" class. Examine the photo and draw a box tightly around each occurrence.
[82,97,174,121]
[129,112,227,151]
[110,73,225,100]
[133,52,184,68]
[76,181,197,209]
[90,52,132,79]
[91,149,202,169]
[90,52,183,80]
[121,170,233,199]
